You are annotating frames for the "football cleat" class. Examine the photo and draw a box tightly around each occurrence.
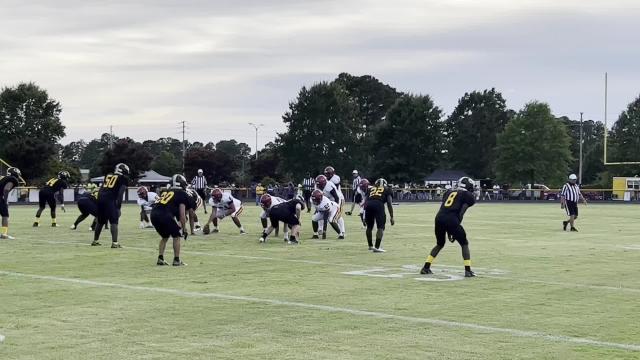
[111,242,122,248]
[172,259,186,266]
[312,234,319,239]
[51,223,59,227]
[563,221,569,231]
[259,237,266,243]
[288,239,299,245]
[465,270,476,278]
[0,234,15,240]
[212,228,219,233]
[203,224,210,234]
[32,222,39,227]
[345,211,352,216]
[157,258,169,266]
[420,266,433,275]
[338,235,345,240]
[368,246,374,251]
[91,241,102,246]
[240,229,246,235]
[70,225,77,230]
[448,234,455,243]
[570,227,578,232]
[372,248,385,253]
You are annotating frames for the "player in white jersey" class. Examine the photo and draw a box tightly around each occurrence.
[315,174,346,238]
[136,186,157,229]
[310,189,342,239]
[204,188,246,234]
[324,166,342,190]
[355,178,369,228]
[259,194,290,241]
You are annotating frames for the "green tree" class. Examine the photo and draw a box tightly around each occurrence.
[0,83,66,180]
[495,102,572,186]
[250,142,283,182]
[559,116,605,185]
[184,147,235,185]
[61,140,87,167]
[445,89,512,178]
[608,94,640,175]
[279,81,360,179]
[370,94,444,182]
[98,138,153,181]
[151,150,182,177]
[82,133,116,177]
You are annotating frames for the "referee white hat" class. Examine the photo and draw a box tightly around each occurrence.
[568,174,577,180]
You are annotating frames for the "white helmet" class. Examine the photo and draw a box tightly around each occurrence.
[171,174,187,189]
[114,163,130,176]
[457,177,475,192]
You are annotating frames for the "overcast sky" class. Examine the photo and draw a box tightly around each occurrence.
[1,0,639,150]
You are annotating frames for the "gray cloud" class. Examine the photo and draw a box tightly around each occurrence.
[1,0,638,150]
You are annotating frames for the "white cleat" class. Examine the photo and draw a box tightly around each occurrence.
[259,237,266,243]
[372,248,386,253]
[0,234,16,240]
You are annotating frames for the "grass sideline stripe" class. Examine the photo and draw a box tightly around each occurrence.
[1,270,639,352]
[28,239,640,295]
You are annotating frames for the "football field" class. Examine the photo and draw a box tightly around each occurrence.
[1,202,639,359]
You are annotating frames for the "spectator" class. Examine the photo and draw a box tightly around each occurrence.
[255,183,265,206]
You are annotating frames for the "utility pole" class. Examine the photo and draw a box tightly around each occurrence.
[248,122,264,160]
[109,125,113,150]
[181,121,186,173]
[579,112,584,185]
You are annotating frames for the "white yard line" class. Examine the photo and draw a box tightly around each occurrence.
[0,270,638,352]
[0,334,4,343]
[23,239,640,294]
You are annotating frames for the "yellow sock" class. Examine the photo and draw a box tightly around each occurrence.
[464,260,471,267]
[426,255,435,264]
[1,226,7,235]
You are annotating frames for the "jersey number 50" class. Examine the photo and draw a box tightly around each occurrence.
[104,175,119,189]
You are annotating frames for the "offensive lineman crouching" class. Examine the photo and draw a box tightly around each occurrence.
[203,188,246,234]
[311,189,342,239]
[151,175,189,266]
[421,177,476,277]
[260,196,305,245]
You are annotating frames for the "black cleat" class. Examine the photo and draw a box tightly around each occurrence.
[111,242,122,248]
[345,211,352,216]
[51,223,59,227]
[212,228,219,233]
[288,239,299,245]
[338,235,345,240]
[570,227,578,232]
[465,270,476,278]
[420,266,433,275]
[311,234,319,239]
[448,234,455,243]
[203,224,210,234]
[32,222,39,227]
[91,241,101,246]
[157,258,169,266]
[563,221,569,231]
[172,259,186,266]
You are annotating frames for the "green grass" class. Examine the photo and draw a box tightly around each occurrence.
[1,202,640,359]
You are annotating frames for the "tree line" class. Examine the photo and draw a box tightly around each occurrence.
[2,77,640,188]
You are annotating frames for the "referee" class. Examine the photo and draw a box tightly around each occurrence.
[191,169,208,214]
[346,170,362,215]
[302,173,314,213]
[560,174,587,232]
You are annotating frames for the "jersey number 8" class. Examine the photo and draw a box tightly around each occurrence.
[444,192,458,207]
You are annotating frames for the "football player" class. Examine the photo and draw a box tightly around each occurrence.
[315,174,345,238]
[136,186,157,229]
[355,178,369,228]
[33,171,69,227]
[151,174,189,266]
[363,178,395,253]
[71,183,102,231]
[185,187,203,235]
[324,166,341,190]
[92,163,130,248]
[310,189,342,239]
[0,167,22,239]
[420,177,476,278]
[260,194,289,241]
[260,196,305,245]
[203,188,246,234]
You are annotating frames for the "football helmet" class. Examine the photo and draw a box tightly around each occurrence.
[324,166,335,179]
[375,178,388,188]
[457,177,475,192]
[294,195,306,211]
[211,188,223,202]
[114,163,130,176]
[58,171,70,180]
[315,175,327,189]
[359,178,370,192]
[137,186,148,198]
[171,174,187,189]
[260,194,272,209]
[311,189,324,205]
[7,167,21,178]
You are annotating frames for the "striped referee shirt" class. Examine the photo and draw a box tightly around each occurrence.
[560,183,581,202]
[303,177,315,191]
[191,175,207,190]
[352,176,362,190]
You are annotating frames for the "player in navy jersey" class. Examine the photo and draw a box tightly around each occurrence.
[421,177,477,278]
[33,171,69,227]
[259,196,305,245]
[151,174,190,266]
[363,178,395,253]
[1,167,23,239]
[71,183,102,231]
[92,163,130,248]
